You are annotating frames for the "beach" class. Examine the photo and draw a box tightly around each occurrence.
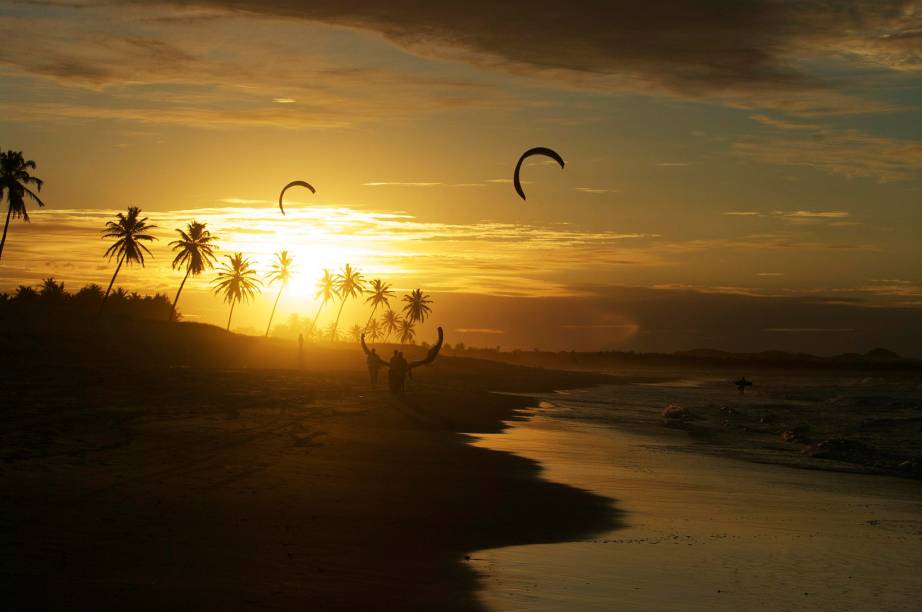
[3,345,921,611]
[0,355,615,611]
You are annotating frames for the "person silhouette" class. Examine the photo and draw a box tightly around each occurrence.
[388,350,401,392]
[360,329,444,394]
[366,348,384,388]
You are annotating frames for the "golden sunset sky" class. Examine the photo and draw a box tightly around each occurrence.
[2,1,921,353]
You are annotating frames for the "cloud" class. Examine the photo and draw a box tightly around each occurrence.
[575,187,617,194]
[5,0,920,130]
[655,162,690,167]
[362,182,442,187]
[733,128,922,182]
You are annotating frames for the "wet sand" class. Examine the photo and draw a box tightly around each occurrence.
[0,359,617,611]
[472,407,922,611]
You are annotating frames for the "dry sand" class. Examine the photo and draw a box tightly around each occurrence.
[0,358,615,611]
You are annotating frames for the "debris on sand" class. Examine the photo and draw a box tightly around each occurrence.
[661,405,699,421]
[780,430,809,444]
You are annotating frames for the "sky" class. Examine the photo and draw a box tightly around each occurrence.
[1,0,922,354]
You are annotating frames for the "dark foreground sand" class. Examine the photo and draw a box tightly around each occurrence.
[0,356,617,611]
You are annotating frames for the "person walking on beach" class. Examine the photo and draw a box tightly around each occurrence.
[366,348,384,388]
[388,350,404,393]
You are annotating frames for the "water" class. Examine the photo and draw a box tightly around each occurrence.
[470,373,922,611]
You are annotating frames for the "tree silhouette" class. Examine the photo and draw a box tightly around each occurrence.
[399,319,416,345]
[212,252,261,331]
[0,150,45,262]
[332,263,365,342]
[168,220,217,322]
[364,279,394,331]
[402,289,433,324]
[264,250,294,337]
[100,206,157,315]
[366,318,382,343]
[309,268,338,340]
[381,309,402,344]
[39,277,66,301]
[349,324,363,343]
[325,320,340,343]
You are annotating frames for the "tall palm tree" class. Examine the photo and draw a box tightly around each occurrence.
[100,206,157,314]
[381,310,402,344]
[264,250,294,337]
[168,220,217,322]
[309,268,337,339]
[332,263,365,341]
[402,289,433,324]
[363,279,394,331]
[0,150,45,262]
[212,252,261,331]
[399,319,416,345]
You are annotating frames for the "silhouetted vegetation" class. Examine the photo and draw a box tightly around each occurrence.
[169,220,218,321]
[100,206,157,313]
[0,149,44,261]
[212,252,262,331]
[0,277,174,322]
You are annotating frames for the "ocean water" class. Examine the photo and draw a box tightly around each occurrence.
[470,372,922,611]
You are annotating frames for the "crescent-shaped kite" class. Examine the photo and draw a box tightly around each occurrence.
[513,147,565,201]
[278,180,316,215]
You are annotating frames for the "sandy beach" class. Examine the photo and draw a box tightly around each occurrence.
[0,355,616,611]
[3,335,921,611]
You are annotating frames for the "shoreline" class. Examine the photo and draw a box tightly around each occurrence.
[470,409,922,611]
[0,358,623,611]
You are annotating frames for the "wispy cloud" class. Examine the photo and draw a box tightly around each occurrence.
[362,182,441,187]
[655,162,690,167]
[575,187,617,194]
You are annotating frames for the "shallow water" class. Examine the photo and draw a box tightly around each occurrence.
[470,381,922,611]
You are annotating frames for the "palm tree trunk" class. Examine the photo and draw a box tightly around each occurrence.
[265,286,283,337]
[99,255,125,315]
[169,267,191,322]
[308,301,325,339]
[332,297,348,342]
[226,300,236,331]
[364,304,378,332]
[0,202,13,262]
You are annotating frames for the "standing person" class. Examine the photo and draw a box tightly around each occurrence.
[388,350,401,393]
[366,348,384,388]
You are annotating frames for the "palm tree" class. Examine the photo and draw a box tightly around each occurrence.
[381,310,402,344]
[14,285,38,301]
[363,279,394,331]
[100,206,157,314]
[366,318,382,343]
[39,277,66,300]
[0,150,45,262]
[399,319,416,345]
[331,263,365,341]
[168,220,218,322]
[325,320,340,343]
[402,289,433,324]
[264,250,294,337]
[349,324,363,343]
[212,252,261,331]
[309,268,338,339]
